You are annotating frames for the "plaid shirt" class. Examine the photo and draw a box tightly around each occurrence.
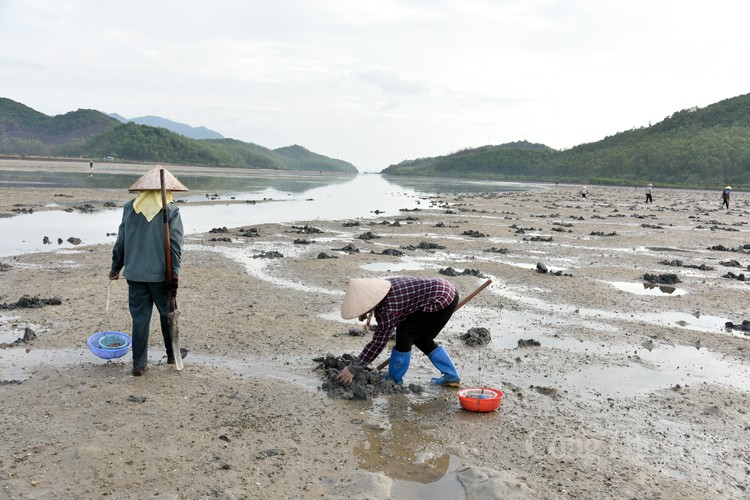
[350,277,456,372]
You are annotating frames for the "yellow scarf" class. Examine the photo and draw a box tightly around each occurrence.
[133,190,173,222]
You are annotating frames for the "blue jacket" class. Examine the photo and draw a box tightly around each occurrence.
[110,199,183,282]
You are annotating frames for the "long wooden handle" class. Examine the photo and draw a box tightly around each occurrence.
[160,169,172,283]
[375,278,492,371]
[455,279,492,310]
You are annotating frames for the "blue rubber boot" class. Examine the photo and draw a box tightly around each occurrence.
[428,346,461,386]
[385,348,411,384]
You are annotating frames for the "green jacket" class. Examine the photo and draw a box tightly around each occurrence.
[110,200,183,282]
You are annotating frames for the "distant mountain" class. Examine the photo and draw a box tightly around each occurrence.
[274,145,356,172]
[109,113,224,140]
[383,93,750,189]
[0,97,118,148]
[0,98,358,172]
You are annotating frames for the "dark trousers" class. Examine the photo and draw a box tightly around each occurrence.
[646,194,653,203]
[394,293,459,355]
[127,280,172,369]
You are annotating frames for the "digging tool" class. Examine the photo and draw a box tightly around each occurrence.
[161,169,183,371]
[375,278,492,371]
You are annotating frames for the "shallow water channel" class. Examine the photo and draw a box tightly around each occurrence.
[0,172,535,257]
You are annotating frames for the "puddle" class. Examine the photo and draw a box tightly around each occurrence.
[487,277,733,334]
[476,332,750,396]
[355,396,465,498]
[608,281,685,296]
[0,346,320,389]
[0,331,23,344]
[0,315,36,344]
[361,259,426,272]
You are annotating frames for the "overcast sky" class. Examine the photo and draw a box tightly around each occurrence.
[2,1,749,172]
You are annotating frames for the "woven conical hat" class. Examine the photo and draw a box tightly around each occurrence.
[726,186,732,190]
[341,279,391,319]
[128,165,189,192]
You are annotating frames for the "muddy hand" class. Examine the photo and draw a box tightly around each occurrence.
[109,271,120,280]
[337,366,354,385]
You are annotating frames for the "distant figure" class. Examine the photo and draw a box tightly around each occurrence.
[645,183,653,204]
[90,160,94,170]
[722,185,732,209]
[580,186,588,199]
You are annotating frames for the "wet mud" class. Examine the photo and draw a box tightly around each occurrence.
[316,353,424,400]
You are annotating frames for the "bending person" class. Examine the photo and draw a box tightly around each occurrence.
[337,277,461,387]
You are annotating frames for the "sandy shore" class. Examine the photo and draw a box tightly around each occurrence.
[1,164,749,499]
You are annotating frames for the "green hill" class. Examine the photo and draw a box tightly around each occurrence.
[383,93,750,188]
[0,98,120,154]
[0,98,358,173]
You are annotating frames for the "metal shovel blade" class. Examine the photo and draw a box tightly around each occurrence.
[168,308,183,371]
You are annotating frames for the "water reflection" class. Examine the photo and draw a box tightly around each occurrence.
[383,175,541,194]
[0,169,355,193]
[0,173,533,258]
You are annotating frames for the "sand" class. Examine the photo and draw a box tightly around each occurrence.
[1,162,749,499]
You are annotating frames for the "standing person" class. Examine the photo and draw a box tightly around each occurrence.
[109,165,188,376]
[337,277,461,387]
[722,185,732,209]
[580,186,588,199]
[645,183,653,204]
[90,160,94,170]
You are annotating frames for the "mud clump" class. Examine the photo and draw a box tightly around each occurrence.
[314,353,423,400]
[518,338,541,348]
[253,251,284,259]
[643,273,681,285]
[460,327,491,347]
[0,295,62,310]
[439,267,485,278]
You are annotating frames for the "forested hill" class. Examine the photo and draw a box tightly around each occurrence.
[382,93,750,189]
[0,98,358,173]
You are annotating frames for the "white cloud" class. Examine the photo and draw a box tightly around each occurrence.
[1,0,749,171]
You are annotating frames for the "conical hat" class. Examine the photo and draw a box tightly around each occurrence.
[128,165,189,192]
[726,186,732,190]
[341,279,391,319]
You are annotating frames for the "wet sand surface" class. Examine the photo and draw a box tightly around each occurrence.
[1,165,749,498]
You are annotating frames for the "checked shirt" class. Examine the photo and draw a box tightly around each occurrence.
[350,277,456,372]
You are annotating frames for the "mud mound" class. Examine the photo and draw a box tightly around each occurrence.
[460,327,491,347]
[314,353,424,400]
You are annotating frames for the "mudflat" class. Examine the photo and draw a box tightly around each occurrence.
[1,161,748,499]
